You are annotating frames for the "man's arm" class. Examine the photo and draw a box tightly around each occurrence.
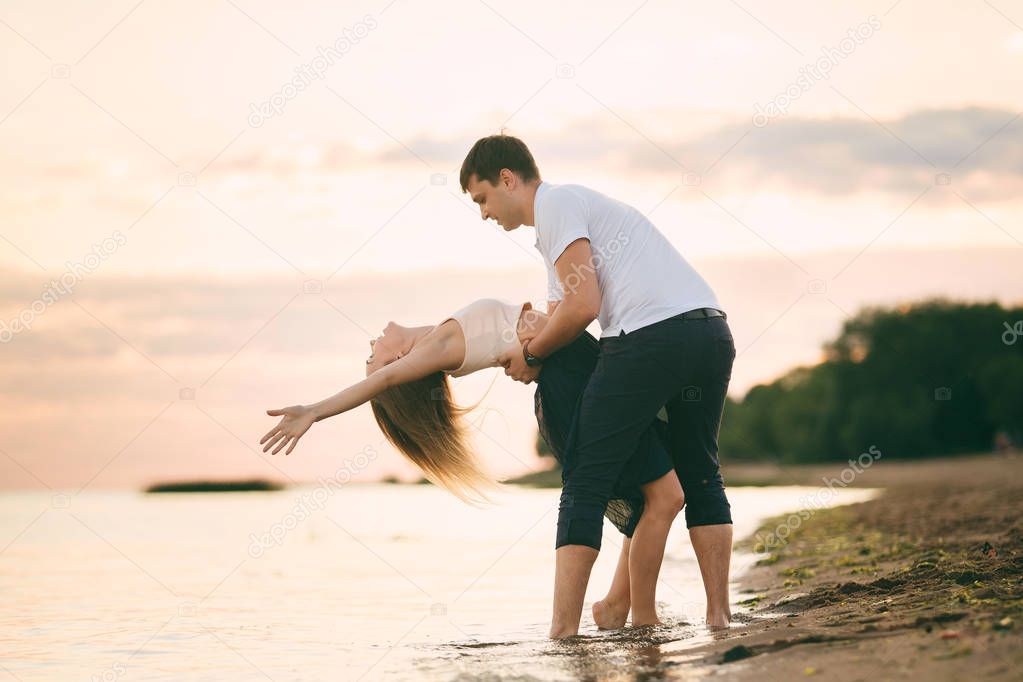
[525,238,600,359]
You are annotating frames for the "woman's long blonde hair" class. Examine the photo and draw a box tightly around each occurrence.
[370,371,500,505]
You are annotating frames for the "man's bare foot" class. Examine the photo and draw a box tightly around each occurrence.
[706,609,731,628]
[592,598,630,630]
[548,629,577,639]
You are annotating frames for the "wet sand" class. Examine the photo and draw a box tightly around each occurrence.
[671,451,1023,680]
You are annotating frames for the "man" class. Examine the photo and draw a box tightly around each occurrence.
[460,134,736,638]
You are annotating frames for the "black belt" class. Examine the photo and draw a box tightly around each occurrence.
[616,307,729,337]
[672,307,726,321]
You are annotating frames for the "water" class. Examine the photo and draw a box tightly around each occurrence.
[0,484,874,680]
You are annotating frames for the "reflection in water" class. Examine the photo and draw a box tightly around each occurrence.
[421,619,716,680]
[415,600,785,679]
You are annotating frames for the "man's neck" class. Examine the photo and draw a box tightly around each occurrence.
[524,179,543,227]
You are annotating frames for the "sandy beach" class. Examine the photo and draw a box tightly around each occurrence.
[672,452,1023,679]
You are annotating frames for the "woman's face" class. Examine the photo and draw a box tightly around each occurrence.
[365,321,411,376]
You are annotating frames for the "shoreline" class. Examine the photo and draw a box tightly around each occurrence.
[667,451,1023,679]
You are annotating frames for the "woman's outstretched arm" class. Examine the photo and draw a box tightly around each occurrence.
[259,324,462,455]
[308,333,458,422]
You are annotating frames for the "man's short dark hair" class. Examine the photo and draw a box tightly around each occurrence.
[459,134,540,192]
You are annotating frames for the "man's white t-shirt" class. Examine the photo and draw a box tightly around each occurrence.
[533,180,722,338]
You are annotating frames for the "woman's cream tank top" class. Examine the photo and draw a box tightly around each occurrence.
[442,299,526,377]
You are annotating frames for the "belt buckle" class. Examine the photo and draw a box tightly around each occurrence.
[689,307,722,320]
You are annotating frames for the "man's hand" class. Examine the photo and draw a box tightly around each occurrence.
[501,344,541,384]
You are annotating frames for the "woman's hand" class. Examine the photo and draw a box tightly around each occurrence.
[260,405,316,455]
[516,303,549,346]
[500,341,542,385]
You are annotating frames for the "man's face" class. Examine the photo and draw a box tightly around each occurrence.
[466,171,521,231]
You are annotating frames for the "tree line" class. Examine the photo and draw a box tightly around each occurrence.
[537,299,1023,464]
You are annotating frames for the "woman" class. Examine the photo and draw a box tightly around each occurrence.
[259,298,684,630]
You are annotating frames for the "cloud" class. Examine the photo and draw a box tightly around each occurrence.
[0,267,547,364]
[372,106,1023,199]
[5,106,1021,207]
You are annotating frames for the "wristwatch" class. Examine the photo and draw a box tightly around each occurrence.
[522,339,543,367]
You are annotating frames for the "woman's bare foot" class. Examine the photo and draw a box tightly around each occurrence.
[592,598,630,630]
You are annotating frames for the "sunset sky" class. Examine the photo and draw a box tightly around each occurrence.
[1,0,1021,490]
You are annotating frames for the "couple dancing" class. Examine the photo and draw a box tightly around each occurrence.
[259,135,736,638]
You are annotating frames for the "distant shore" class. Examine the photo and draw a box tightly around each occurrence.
[502,452,1022,489]
[144,479,284,493]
